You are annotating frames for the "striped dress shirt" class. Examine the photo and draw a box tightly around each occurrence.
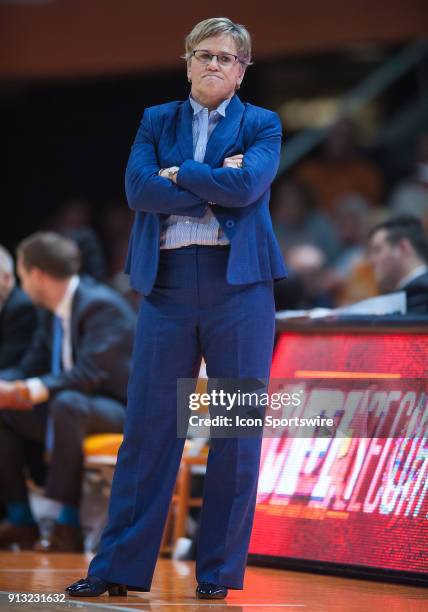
[159,96,232,249]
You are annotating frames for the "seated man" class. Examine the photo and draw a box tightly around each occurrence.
[0,232,136,552]
[367,215,428,314]
[0,245,37,369]
[0,245,38,524]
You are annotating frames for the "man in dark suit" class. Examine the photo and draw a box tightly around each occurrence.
[0,245,37,370]
[0,245,37,524]
[402,269,428,313]
[368,215,428,315]
[0,232,136,552]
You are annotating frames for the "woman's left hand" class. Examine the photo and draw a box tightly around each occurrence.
[223,154,244,169]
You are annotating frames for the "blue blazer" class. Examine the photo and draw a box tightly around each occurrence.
[124,94,288,295]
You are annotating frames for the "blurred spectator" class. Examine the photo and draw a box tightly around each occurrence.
[101,205,133,278]
[45,198,92,232]
[101,206,141,310]
[0,246,37,369]
[43,197,108,283]
[334,258,378,306]
[0,232,136,552]
[61,227,107,283]
[285,244,335,309]
[272,177,341,261]
[0,246,37,525]
[388,133,428,227]
[332,193,370,278]
[295,117,384,213]
[367,216,428,314]
[331,199,387,305]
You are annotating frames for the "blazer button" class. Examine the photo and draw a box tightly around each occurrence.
[225,219,235,228]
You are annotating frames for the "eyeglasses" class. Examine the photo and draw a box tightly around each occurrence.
[192,49,240,67]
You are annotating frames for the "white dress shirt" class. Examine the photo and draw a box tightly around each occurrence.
[159,95,231,249]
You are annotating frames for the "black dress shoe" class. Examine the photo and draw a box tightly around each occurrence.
[196,582,228,599]
[66,576,127,597]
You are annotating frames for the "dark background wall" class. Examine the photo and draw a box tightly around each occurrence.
[2,62,268,250]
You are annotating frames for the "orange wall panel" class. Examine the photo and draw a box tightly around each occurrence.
[1,0,427,79]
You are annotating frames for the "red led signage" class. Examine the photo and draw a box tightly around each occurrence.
[250,331,428,578]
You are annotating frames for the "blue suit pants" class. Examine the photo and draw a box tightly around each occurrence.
[88,244,275,590]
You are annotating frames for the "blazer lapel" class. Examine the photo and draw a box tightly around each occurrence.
[176,99,194,162]
[176,95,246,166]
[203,94,245,167]
[70,283,83,362]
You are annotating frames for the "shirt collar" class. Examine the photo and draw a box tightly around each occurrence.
[396,265,428,290]
[55,275,79,320]
[189,94,232,118]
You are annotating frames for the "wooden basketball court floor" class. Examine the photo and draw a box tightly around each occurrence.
[0,552,426,611]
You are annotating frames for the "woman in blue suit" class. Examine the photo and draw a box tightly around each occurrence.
[67,16,287,600]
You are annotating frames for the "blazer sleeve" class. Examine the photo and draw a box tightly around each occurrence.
[0,312,51,381]
[125,107,208,217]
[0,296,37,370]
[176,111,282,207]
[39,301,131,396]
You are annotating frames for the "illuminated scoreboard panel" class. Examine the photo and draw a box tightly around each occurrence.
[249,331,428,578]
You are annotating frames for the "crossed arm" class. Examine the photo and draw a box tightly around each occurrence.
[125,108,208,217]
[125,107,282,215]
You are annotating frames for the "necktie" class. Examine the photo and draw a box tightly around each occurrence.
[45,315,63,452]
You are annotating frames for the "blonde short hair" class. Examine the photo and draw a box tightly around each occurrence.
[184,17,253,66]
